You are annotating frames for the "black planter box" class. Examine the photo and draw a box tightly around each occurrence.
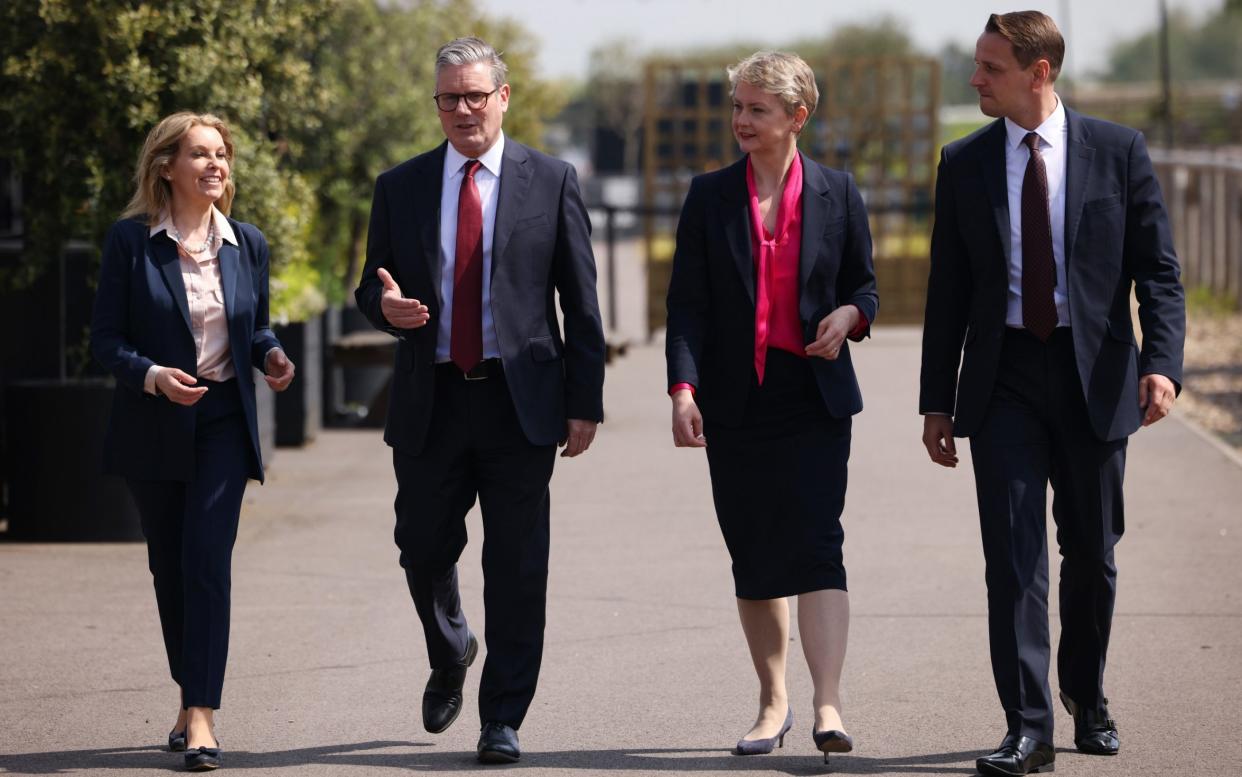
[273,315,322,447]
[2,379,142,541]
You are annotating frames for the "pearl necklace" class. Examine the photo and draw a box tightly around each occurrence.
[172,222,216,254]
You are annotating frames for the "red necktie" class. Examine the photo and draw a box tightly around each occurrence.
[451,160,483,372]
[1021,132,1057,341]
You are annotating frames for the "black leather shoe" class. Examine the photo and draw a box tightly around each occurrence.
[422,633,478,734]
[976,734,1054,776]
[477,721,520,764]
[168,729,187,752]
[1060,691,1119,755]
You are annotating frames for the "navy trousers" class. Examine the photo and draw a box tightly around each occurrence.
[126,378,251,710]
[392,362,557,730]
[969,328,1126,743]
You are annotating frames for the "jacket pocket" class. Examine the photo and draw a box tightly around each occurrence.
[514,214,550,232]
[529,335,560,362]
[1084,193,1121,213]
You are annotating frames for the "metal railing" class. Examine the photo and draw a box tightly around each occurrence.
[1151,149,1242,307]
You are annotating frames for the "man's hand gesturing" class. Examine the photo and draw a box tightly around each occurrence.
[378,267,430,329]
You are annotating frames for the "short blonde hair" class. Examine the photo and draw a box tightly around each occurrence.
[727,51,819,118]
[122,112,236,223]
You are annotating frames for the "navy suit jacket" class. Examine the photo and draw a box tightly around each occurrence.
[919,110,1185,442]
[665,154,879,426]
[354,139,605,455]
[90,217,282,482]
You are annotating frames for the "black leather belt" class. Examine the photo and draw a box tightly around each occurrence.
[438,358,502,381]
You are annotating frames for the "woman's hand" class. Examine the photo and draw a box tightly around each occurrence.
[155,368,209,406]
[265,348,296,392]
[805,306,860,361]
[671,389,707,447]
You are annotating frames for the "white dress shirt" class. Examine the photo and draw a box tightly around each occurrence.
[436,133,505,363]
[1004,96,1071,329]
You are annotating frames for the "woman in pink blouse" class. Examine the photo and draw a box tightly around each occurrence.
[665,52,877,764]
[90,112,295,771]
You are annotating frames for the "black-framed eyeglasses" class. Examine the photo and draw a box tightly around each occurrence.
[433,88,499,112]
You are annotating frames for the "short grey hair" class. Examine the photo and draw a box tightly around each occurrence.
[435,37,508,88]
[727,51,819,118]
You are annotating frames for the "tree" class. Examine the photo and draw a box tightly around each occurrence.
[0,0,329,335]
[1103,5,1242,81]
[288,0,564,300]
[939,42,979,105]
[584,39,646,175]
[794,16,916,60]
[0,0,563,329]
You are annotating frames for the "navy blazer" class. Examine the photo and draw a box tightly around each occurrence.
[665,154,879,426]
[90,217,282,482]
[919,109,1185,442]
[354,139,606,455]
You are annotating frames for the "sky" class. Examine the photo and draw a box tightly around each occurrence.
[474,0,1224,82]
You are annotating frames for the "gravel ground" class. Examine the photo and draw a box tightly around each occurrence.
[1178,308,1242,452]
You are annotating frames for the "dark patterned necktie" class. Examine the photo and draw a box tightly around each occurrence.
[451,160,483,372]
[1021,132,1057,341]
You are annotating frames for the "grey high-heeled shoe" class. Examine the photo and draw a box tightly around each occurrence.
[733,708,793,755]
[813,727,854,764]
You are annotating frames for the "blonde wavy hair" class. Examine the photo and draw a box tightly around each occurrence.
[122,112,236,223]
[727,51,819,120]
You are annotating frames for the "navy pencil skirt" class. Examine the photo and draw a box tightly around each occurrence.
[703,348,851,600]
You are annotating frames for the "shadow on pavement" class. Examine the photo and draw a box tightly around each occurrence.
[0,742,984,774]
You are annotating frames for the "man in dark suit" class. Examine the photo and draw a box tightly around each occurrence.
[355,37,605,764]
[919,12,1184,777]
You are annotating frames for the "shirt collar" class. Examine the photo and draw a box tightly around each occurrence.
[444,131,506,180]
[1004,94,1065,152]
[149,205,238,246]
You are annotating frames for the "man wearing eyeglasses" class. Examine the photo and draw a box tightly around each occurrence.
[355,36,605,764]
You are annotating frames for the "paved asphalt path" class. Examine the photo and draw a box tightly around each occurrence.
[2,328,1239,775]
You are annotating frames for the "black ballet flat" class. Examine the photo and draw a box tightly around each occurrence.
[168,729,187,752]
[184,741,221,771]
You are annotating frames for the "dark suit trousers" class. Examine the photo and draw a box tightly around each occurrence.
[968,328,1126,742]
[126,379,251,710]
[392,363,557,730]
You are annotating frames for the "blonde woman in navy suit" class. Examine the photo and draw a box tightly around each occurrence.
[90,112,295,772]
[666,52,877,764]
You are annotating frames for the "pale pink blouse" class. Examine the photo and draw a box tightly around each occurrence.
[143,206,237,393]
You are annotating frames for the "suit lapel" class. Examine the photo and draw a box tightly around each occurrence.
[721,158,754,304]
[151,233,192,333]
[415,144,447,301]
[978,119,1013,265]
[218,240,239,324]
[799,154,832,319]
[1063,109,1094,267]
[492,139,532,277]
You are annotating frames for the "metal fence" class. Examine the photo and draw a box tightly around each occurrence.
[1151,149,1242,307]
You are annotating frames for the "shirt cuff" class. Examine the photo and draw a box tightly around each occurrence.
[669,382,696,397]
[144,365,163,396]
[922,411,951,416]
[847,305,869,339]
